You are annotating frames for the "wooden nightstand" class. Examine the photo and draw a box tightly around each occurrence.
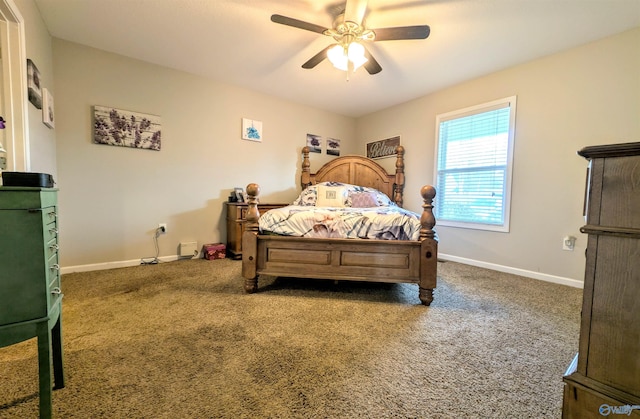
[225,201,287,259]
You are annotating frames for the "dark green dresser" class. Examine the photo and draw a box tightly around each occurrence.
[0,187,65,418]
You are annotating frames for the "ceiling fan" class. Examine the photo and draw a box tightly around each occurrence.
[271,0,430,75]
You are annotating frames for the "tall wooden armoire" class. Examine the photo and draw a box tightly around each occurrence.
[562,142,640,418]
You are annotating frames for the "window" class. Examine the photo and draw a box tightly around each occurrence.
[434,96,516,232]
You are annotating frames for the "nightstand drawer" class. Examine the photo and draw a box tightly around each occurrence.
[240,204,288,219]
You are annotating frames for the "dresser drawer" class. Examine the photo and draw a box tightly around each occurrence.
[41,206,57,225]
[586,156,640,229]
[0,187,57,209]
[46,237,59,260]
[47,253,61,291]
[563,381,640,418]
[45,222,59,243]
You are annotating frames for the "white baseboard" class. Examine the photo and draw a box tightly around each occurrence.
[438,253,584,289]
[61,255,182,274]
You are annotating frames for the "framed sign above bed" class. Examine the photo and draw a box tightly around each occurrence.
[366,135,400,159]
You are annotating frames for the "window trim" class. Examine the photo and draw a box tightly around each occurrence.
[434,96,517,232]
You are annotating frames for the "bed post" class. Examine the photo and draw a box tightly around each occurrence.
[301,146,312,190]
[419,185,436,240]
[419,185,437,305]
[394,146,405,207]
[242,183,260,293]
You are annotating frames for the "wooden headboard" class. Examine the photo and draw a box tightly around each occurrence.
[300,145,406,207]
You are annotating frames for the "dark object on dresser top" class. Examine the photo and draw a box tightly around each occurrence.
[1,171,55,188]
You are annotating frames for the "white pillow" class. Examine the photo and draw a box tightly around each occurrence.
[315,184,347,207]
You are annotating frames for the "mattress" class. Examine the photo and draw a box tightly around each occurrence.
[258,205,421,240]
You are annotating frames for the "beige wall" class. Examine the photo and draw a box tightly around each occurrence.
[356,28,640,283]
[53,40,356,268]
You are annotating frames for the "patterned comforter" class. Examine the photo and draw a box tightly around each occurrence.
[258,205,421,241]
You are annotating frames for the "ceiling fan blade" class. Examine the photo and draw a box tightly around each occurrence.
[343,0,368,25]
[363,47,382,75]
[271,14,328,35]
[373,25,430,41]
[302,45,334,69]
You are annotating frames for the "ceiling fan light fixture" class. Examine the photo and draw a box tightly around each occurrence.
[327,42,367,72]
[327,44,348,71]
[347,42,368,70]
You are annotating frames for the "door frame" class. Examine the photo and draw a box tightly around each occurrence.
[0,0,28,171]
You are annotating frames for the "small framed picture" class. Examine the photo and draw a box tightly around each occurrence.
[306,133,322,153]
[242,118,262,142]
[234,187,245,203]
[27,59,42,109]
[326,137,340,156]
[42,88,55,128]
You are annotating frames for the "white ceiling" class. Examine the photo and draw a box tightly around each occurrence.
[34,0,640,118]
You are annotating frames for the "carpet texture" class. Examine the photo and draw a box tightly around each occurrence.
[0,259,582,418]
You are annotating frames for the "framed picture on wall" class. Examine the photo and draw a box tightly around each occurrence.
[366,135,400,159]
[42,88,55,128]
[326,138,340,156]
[93,105,162,151]
[242,118,262,141]
[27,59,42,109]
[306,134,322,153]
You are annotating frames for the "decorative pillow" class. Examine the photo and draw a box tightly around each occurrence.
[348,191,380,208]
[292,182,345,206]
[291,182,396,207]
[315,184,347,207]
[345,186,395,207]
[292,186,318,206]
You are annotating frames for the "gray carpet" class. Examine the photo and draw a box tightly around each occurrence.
[0,259,582,418]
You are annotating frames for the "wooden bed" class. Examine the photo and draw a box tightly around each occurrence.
[241,146,438,305]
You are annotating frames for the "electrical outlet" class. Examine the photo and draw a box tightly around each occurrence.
[0,156,6,170]
[158,223,167,234]
[562,236,576,251]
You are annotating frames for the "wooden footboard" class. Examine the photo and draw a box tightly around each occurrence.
[242,184,438,305]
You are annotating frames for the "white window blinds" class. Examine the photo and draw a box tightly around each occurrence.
[435,97,516,231]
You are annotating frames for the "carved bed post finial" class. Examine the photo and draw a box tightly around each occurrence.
[419,185,436,239]
[394,145,405,207]
[245,183,261,233]
[243,183,260,293]
[301,146,312,190]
